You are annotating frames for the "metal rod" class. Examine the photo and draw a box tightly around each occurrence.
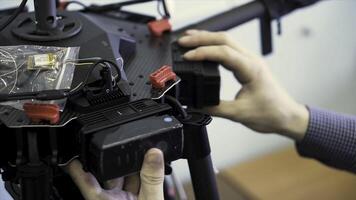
[188,155,219,200]
[20,131,51,200]
[34,0,58,31]
[175,1,265,34]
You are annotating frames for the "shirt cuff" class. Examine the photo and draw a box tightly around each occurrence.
[296,106,356,173]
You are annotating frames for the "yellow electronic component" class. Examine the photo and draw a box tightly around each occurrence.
[27,53,57,70]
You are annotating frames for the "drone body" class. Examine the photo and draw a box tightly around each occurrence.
[0,0,320,199]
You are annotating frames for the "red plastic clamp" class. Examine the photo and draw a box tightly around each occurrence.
[23,103,60,124]
[147,18,172,37]
[150,65,177,89]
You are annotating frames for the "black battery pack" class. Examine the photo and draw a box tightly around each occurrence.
[88,114,183,180]
[77,99,183,181]
[171,42,220,108]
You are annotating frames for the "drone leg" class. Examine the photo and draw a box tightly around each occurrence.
[18,131,51,200]
[188,155,219,200]
[182,112,219,200]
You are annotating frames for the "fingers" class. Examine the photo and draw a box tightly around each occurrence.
[102,178,124,190]
[138,148,165,200]
[66,160,101,199]
[178,30,264,84]
[124,174,140,195]
[203,100,237,120]
[66,160,137,200]
[178,30,248,55]
[179,30,229,47]
[183,45,253,84]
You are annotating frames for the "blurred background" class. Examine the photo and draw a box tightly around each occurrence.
[1,0,356,199]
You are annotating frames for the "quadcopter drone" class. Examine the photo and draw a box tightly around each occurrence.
[0,0,319,199]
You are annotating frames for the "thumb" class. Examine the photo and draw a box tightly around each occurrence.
[138,148,165,200]
[203,100,236,120]
[66,160,102,199]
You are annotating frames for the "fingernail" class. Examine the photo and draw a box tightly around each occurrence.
[183,50,196,59]
[186,29,199,35]
[145,149,163,168]
[178,36,190,44]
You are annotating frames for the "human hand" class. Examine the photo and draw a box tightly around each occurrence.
[178,30,309,141]
[66,148,164,200]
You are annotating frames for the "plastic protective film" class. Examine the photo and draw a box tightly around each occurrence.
[0,45,80,111]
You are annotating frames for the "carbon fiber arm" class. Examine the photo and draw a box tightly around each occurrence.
[262,0,320,19]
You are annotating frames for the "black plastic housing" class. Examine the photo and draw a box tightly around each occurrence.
[68,82,131,113]
[171,42,220,108]
[89,114,183,180]
[77,99,183,181]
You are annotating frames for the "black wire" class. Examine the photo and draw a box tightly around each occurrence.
[157,1,165,17]
[64,1,87,10]
[0,0,28,32]
[67,59,122,96]
[157,0,170,18]
[74,0,170,19]
[161,0,171,18]
[84,0,155,13]
[10,182,20,197]
[164,95,188,119]
[0,59,122,101]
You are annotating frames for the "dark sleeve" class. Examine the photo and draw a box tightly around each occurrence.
[296,107,356,173]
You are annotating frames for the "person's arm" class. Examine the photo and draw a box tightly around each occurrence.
[178,30,356,172]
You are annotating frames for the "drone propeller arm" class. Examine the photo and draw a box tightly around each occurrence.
[175,0,320,55]
[177,0,319,33]
[176,1,265,33]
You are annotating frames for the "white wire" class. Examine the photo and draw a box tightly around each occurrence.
[114,57,124,79]
[0,55,121,95]
[0,60,14,62]
[65,57,101,63]
[0,61,25,77]
[116,57,124,66]
[0,48,18,94]
[67,57,124,93]
[0,78,8,92]
[57,155,79,167]
[66,62,94,66]
[62,56,103,66]
[69,81,83,93]
[30,70,41,92]
[0,50,11,59]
